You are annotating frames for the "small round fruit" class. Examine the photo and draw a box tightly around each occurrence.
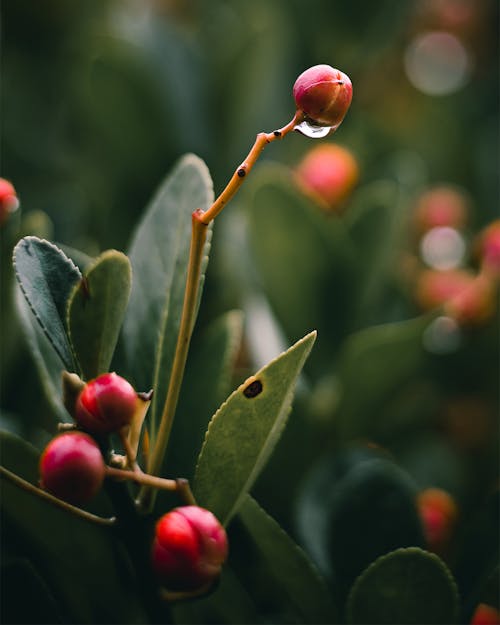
[417,488,458,555]
[0,178,19,225]
[152,506,228,591]
[39,432,105,505]
[293,64,353,128]
[75,372,137,435]
[295,143,359,211]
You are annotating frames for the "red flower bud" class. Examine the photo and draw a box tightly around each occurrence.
[295,143,359,211]
[417,488,458,556]
[470,603,500,625]
[293,64,352,129]
[75,372,137,435]
[152,506,228,591]
[0,178,19,226]
[39,432,105,505]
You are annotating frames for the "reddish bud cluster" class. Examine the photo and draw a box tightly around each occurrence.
[293,64,352,129]
[152,506,228,591]
[415,269,495,325]
[39,432,105,505]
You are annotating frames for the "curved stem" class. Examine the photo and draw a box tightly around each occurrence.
[200,111,304,225]
[138,212,208,511]
[106,465,178,492]
[0,465,116,527]
[140,112,302,512]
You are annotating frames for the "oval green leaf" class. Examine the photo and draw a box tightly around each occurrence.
[237,495,338,624]
[13,237,81,370]
[346,547,459,625]
[123,154,214,439]
[67,249,132,380]
[193,330,316,525]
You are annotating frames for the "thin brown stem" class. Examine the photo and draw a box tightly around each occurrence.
[0,465,116,527]
[106,465,178,491]
[138,211,208,511]
[200,111,304,225]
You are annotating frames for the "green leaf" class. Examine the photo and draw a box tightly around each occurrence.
[245,164,356,371]
[335,315,432,440]
[15,286,68,423]
[67,250,132,380]
[123,154,214,439]
[0,430,147,624]
[236,495,337,624]
[193,330,316,525]
[167,310,244,480]
[13,236,81,370]
[344,180,406,325]
[346,547,459,625]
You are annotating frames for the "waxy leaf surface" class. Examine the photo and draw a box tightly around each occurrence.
[123,154,213,440]
[13,237,81,370]
[194,331,316,525]
[347,547,459,624]
[67,250,132,380]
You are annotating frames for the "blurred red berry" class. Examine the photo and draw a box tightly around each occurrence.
[415,268,495,325]
[0,178,19,226]
[293,64,353,129]
[75,372,137,435]
[39,432,105,505]
[417,488,458,556]
[476,220,500,278]
[295,143,359,212]
[413,186,468,234]
[470,603,500,625]
[152,506,228,591]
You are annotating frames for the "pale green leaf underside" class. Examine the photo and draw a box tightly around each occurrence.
[67,250,132,381]
[238,495,338,624]
[123,154,214,440]
[13,236,81,371]
[193,331,316,525]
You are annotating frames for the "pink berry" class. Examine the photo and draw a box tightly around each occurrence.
[152,506,228,591]
[39,432,105,505]
[75,372,137,435]
[470,603,500,625]
[417,488,457,556]
[293,64,353,128]
[0,178,19,226]
[295,143,359,211]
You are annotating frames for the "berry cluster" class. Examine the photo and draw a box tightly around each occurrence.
[38,372,227,592]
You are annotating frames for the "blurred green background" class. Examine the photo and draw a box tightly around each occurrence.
[1,0,498,621]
